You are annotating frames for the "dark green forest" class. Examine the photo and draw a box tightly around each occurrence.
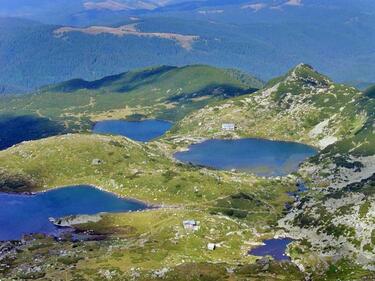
[1,0,375,94]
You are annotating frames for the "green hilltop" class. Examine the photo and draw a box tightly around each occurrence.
[0,64,262,149]
[42,65,263,95]
[1,64,262,126]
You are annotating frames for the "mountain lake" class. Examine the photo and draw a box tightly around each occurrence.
[92,119,172,142]
[0,185,148,241]
[249,238,294,261]
[174,138,317,177]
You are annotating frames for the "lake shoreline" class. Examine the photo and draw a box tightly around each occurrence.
[0,185,168,242]
[92,119,173,142]
[0,184,165,210]
[174,138,318,177]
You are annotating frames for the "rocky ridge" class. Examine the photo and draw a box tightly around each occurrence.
[172,64,367,150]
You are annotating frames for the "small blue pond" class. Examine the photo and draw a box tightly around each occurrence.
[288,180,309,197]
[249,238,294,261]
[174,139,317,177]
[0,185,147,241]
[92,119,172,142]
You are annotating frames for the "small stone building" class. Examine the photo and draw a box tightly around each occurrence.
[222,123,236,131]
[207,243,216,251]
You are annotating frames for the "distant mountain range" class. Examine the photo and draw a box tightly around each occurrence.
[2,0,375,26]
[0,0,198,25]
[1,0,375,94]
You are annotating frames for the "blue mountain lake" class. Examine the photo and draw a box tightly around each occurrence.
[92,119,172,142]
[0,185,147,241]
[249,238,294,261]
[174,139,317,177]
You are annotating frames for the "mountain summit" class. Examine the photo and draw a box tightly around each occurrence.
[284,63,331,87]
[174,64,367,149]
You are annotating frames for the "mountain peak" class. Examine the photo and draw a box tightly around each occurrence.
[294,63,313,70]
[257,64,341,109]
[285,63,331,88]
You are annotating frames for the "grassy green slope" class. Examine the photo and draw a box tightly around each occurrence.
[0,134,290,213]
[0,65,262,131]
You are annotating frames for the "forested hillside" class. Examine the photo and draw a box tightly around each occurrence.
[1,0,375,93]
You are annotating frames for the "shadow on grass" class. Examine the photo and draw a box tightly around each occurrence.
[0,114,65,150]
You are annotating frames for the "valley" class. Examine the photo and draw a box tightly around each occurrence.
[1,1,375,280]
[0,63,374,280]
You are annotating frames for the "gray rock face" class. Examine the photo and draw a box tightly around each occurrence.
[279,170,375,269]
[49,214,102,227]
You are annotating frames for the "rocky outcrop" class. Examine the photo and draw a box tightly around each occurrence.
[50,214,103,227]
[279,173,375,270]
